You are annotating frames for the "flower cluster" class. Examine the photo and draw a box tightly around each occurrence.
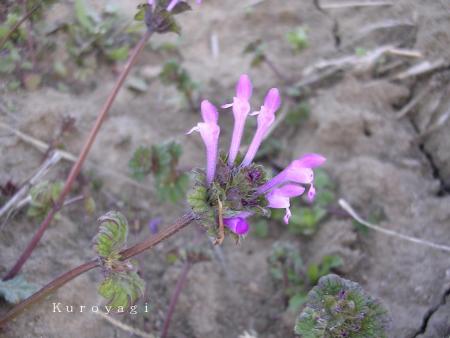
[187,75,325,241]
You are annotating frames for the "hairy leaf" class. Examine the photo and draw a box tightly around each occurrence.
[98,269,145,310]
[94,211,128,258]
[0,276,38,304]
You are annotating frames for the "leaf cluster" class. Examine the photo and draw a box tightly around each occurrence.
[129,142,189,203]
[94,211,146,310]
[295,274,389,338]
[268,242,343,313]
[27,181,63,222]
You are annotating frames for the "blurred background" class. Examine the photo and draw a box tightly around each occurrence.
[1,0,450,337]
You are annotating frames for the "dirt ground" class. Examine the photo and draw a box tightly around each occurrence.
[1,0,450,337]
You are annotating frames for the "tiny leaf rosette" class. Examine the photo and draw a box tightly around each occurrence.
[295,274,389,338]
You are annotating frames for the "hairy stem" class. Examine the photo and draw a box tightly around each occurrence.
[3,29,153,281]
[0,2,41,50]
[0,214,195,328]
[161,260,192,338]
[120,213,196,260]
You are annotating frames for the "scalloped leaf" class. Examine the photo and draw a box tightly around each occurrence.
[0,275,39,304]
[94,211,128,258]
[98,269,145,310]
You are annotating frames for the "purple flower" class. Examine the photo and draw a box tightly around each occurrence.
[148,217,161,234]
[257,153,326,194]
[188,100,220,185]
[266,184,306,224]
[224,217,250,235]
[222,74,252,165]
[241,88,281,167]
[188,74,326,238]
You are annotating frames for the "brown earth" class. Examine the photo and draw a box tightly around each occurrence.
[1,0,450,337]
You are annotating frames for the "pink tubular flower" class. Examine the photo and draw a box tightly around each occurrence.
[187,74,326,240]
[266,184,306,224]
[188,100,220,185]
[222,74,252,165]
[257,153,326,194]
[224,217,250,235]
[241,88,281,167]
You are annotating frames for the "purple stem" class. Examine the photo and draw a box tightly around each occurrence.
[160,261,193,338]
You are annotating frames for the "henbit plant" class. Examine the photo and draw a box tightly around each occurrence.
[187,74,326,244]
[2,0,200,282]
[295,274,389,338]
[129,141,189,203]
[159,60,198,111]
[26,180,63,222]
[286,26,309,53]
[0,1,57,90]
[268,242,342,313]
[0,73,326,329]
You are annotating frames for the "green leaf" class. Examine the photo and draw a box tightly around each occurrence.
[27,181,63,222]
[106,46,129,61]
[98,269,145,310]
[74,0,96,33]
[129,146,153,181]
[134,4,148,21]
[126,76,148,93]
[289,292,308,312]
[286,26,308,52]
[307,264,320,285]
[94,211,128,258]
[170,2,192,15]
[0,275,39,304]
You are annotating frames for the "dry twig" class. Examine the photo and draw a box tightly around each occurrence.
[339,199,450,253]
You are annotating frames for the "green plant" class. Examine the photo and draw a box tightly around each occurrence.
[295,274,389,338]
[95,212,145,309]
[159,60,198,110]
[286,26,309,52]
[268,242,343,313]
[27,181,63,222]
[129,142,189,203]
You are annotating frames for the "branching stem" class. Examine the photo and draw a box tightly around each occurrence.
[3,29,153,281]
[0,213,195,328]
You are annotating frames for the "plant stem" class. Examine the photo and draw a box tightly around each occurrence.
[0,2,41,50]
[161,261,192,338]
[0,213,195,328]
[264,57,289,83]
[0,260,98,328]
[120,213,195,260]
[3,29,153,281]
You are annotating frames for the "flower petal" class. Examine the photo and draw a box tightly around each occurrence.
[283,207,292,224]
[264,88,281,114]
[224,217,250,235]
[201,100,219,124]
[267,191,290,209]
[307,184,316,202]
[295,153,327,168]
[236,74,252,100]
[277,184,306,198]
